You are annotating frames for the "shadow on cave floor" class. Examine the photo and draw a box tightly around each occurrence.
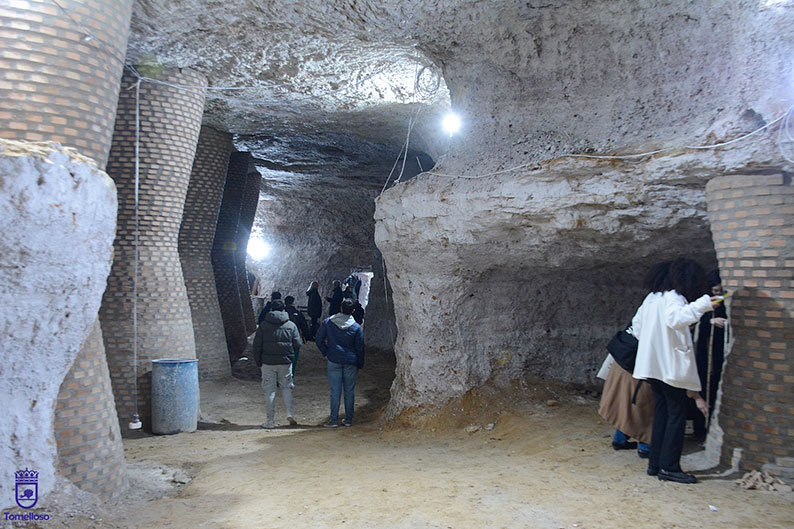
[196,342,395,431]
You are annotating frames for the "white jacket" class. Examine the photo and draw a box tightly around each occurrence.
[632,290,713,391]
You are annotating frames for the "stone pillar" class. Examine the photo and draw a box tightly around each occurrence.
[213,152,254,362]
[0,140,116,509]
[178,126,234,380]
[101,68,206,432]
[0,0,132,502]
[705,174,794,471]
[0,0,132,167]
[238,164,260,335]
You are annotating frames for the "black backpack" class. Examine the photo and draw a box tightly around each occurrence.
[607,324,639,373]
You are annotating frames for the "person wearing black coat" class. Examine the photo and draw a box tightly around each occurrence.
[351,299,365,325]
[284,295,310,344]
[306,280,323,340]
[326,280,343,316]
[258,291,281,324]
[691,270,729,440]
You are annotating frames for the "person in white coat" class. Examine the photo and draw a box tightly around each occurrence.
[632,259,719,484]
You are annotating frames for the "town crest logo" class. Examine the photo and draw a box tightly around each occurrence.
[15,468,38,509]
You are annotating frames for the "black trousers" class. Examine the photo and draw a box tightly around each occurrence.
[309,315,319,339]
[648,379,688,472]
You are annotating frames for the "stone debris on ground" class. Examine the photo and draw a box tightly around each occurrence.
[736,470,793,492]
[464,424,481,434]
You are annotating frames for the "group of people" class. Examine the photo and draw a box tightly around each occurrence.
[252,280,366,429]
[598,258,729,484]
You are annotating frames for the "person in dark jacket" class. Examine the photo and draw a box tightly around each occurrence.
[316,299,365,427]
[325,280,343,316]
[252,299,302,428]
[306,280,323,340]
[351,299,365,325]
[691,270,729,440]
[284,295,310,345]
[257,291,281,324]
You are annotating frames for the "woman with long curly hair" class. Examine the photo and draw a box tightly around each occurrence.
[632,258,720,484]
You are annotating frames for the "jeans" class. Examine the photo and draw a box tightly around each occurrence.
[648,378,688,472]
[261,364,294,423]
[613,429,650,453]
[327,360,358,423]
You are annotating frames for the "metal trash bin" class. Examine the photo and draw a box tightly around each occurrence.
[151,358,199,434]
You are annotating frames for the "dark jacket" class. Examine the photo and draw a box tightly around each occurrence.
[285,305,309,338]
[352,303,364,325]
[326,287,343,316]
[316,313,365,369]
[253,311,302,367]
[306,287,322,318]
[257,300,274,324]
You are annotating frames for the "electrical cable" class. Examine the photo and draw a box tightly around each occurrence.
[132,78,142,426]
[428,103,794,179]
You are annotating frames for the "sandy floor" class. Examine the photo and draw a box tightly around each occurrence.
[13,344,793,529]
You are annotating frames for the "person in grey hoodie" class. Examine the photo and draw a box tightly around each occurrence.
[253,299,302,428]
[315,299,365,427]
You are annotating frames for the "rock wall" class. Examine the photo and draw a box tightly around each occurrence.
[0,140,116,509]
[374,0,794,415]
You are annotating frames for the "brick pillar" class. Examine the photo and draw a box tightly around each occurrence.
[705,174,794,471]
[101,68,206,433]
[213,152,253,361]
[0,0,132,166]
[0,0,132,501]
[54,322,126,499]
[238,164,260,335]
[178,126,233,379]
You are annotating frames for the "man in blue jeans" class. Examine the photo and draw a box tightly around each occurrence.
[316,299,365,427]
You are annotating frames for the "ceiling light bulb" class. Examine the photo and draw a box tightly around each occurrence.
[442,112,462,136]
[247,238,271,260]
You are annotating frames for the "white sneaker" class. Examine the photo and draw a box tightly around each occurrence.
[341,420,352,427]
[261,421,275,429]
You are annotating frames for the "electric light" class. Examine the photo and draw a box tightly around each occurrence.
[247,238,271,260]
[441,112,462,136]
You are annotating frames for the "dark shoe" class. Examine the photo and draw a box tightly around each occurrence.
[637,450,650,459]
[341,420,352,427]
[612,440,638,450]
[287,416,298,426]
[646,465,659,476]
[323,422,339,428]
[658,469,697,484]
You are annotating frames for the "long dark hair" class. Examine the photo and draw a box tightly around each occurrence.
[642,258,706,302]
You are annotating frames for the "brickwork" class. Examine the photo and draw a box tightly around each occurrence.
[705,174,794,471]
[212,152,253,361]
[55,322,127,499]
[238,165,261,335]
[178,126,234,380]
[0,0,133,166]
[101,68,206,433]
[0,0,133,501]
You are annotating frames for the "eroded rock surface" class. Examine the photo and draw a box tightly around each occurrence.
[0,140,116,508]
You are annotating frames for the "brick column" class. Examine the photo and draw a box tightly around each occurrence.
[178,126,233,379]
[54,322,126,499]
[705,174,794,471]
[238,164,260,335]
[212,152,253,361]
[101,68,206,433]
[0,0,131,166]
[0,0,132,502]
